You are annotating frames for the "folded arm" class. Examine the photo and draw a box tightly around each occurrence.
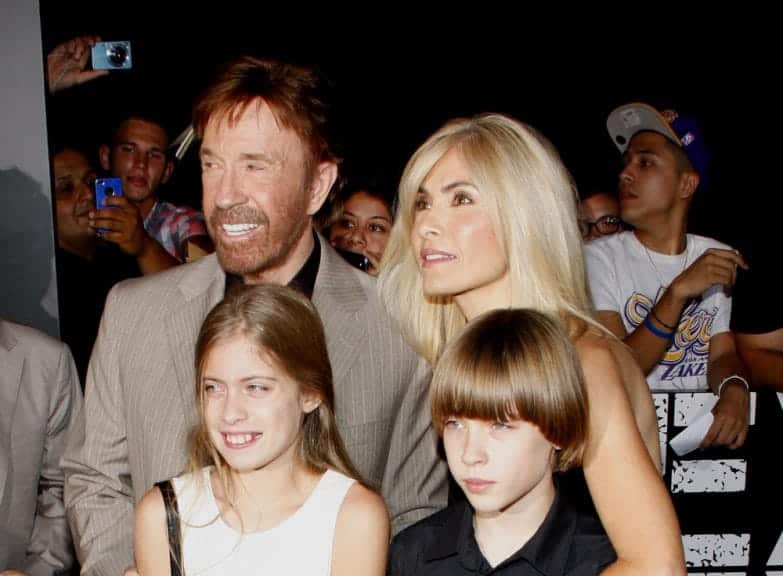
[596,249,747,375]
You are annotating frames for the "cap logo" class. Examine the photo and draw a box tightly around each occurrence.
[681,132,695,147]
[662,109,679,123]
[620,109,643,128]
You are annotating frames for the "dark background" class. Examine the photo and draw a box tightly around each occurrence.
[39,5,775,261]
[37,7,780,571]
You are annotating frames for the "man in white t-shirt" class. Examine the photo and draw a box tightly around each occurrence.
[585,102,751,449]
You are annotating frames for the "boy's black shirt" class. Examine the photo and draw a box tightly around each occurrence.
[387,486,615,575]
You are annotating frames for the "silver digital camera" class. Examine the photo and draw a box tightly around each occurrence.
[91,41,132,70]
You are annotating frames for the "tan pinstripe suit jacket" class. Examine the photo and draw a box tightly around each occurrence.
[1,319,82,575]
[63,237,448,576]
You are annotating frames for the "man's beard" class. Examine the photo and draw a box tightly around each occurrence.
[208,204,310,279]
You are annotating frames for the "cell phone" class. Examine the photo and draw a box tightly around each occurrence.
[91,41,132,70]
[94,177,123,209]
[336,248,371,273]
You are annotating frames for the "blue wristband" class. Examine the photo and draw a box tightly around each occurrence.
[643,315,675,339]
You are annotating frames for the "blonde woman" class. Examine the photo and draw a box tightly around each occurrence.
[134,285,388,575]
[379,113,684,574]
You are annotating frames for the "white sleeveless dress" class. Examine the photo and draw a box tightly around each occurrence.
[171,468,355,575]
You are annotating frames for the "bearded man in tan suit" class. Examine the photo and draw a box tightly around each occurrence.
[62,57,448,576]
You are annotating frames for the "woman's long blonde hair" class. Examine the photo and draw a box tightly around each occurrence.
[378,113,595,364]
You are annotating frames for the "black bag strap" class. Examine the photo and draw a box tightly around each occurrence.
[155,479,183,576]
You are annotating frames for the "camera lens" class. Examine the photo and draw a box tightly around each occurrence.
[105,187,115,197]
[108,44,128,67]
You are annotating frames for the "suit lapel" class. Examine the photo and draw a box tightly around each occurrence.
[0,321,22,503]
[161,240,369,406]
[313,238,369,386]
[165,256,226,420]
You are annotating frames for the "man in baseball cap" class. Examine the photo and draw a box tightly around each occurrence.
[585,102,750,450]
[607,103,709,185]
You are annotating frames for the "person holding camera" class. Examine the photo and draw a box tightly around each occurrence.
[46,35,108,95]
[46,35,211,274]
[51,144,141,384]
[90,113,213,274]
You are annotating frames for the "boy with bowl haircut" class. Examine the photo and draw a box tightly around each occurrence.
[388,309,616,575]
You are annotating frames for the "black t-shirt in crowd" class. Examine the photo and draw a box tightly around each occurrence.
[56,241,140,386]
[731,254,780,335]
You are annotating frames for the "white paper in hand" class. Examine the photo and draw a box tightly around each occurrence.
[669,410,714,456]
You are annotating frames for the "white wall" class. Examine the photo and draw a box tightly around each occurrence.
[0,0,59,337]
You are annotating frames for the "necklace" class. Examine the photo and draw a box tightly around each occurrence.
[226,473,264,533]
[640,237,689,294]
[242,478,265,532]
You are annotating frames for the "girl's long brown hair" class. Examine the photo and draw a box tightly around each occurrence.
[188,284,361,506]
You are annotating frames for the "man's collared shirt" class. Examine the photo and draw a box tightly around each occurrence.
[387,488,615,575]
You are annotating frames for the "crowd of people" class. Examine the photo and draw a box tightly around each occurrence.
[1,35,780,576]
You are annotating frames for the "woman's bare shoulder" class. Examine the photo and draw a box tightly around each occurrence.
[576,329,642,375]
[574,330,620,373]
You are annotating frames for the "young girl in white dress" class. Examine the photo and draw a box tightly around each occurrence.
[133,284,389,575]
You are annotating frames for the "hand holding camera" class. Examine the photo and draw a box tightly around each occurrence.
[47,35,109,94]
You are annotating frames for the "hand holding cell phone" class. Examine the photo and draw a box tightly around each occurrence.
[94,177,123,234]
[90,180,147,256]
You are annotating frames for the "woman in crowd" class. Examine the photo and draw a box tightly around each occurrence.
[322,181,394,276]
